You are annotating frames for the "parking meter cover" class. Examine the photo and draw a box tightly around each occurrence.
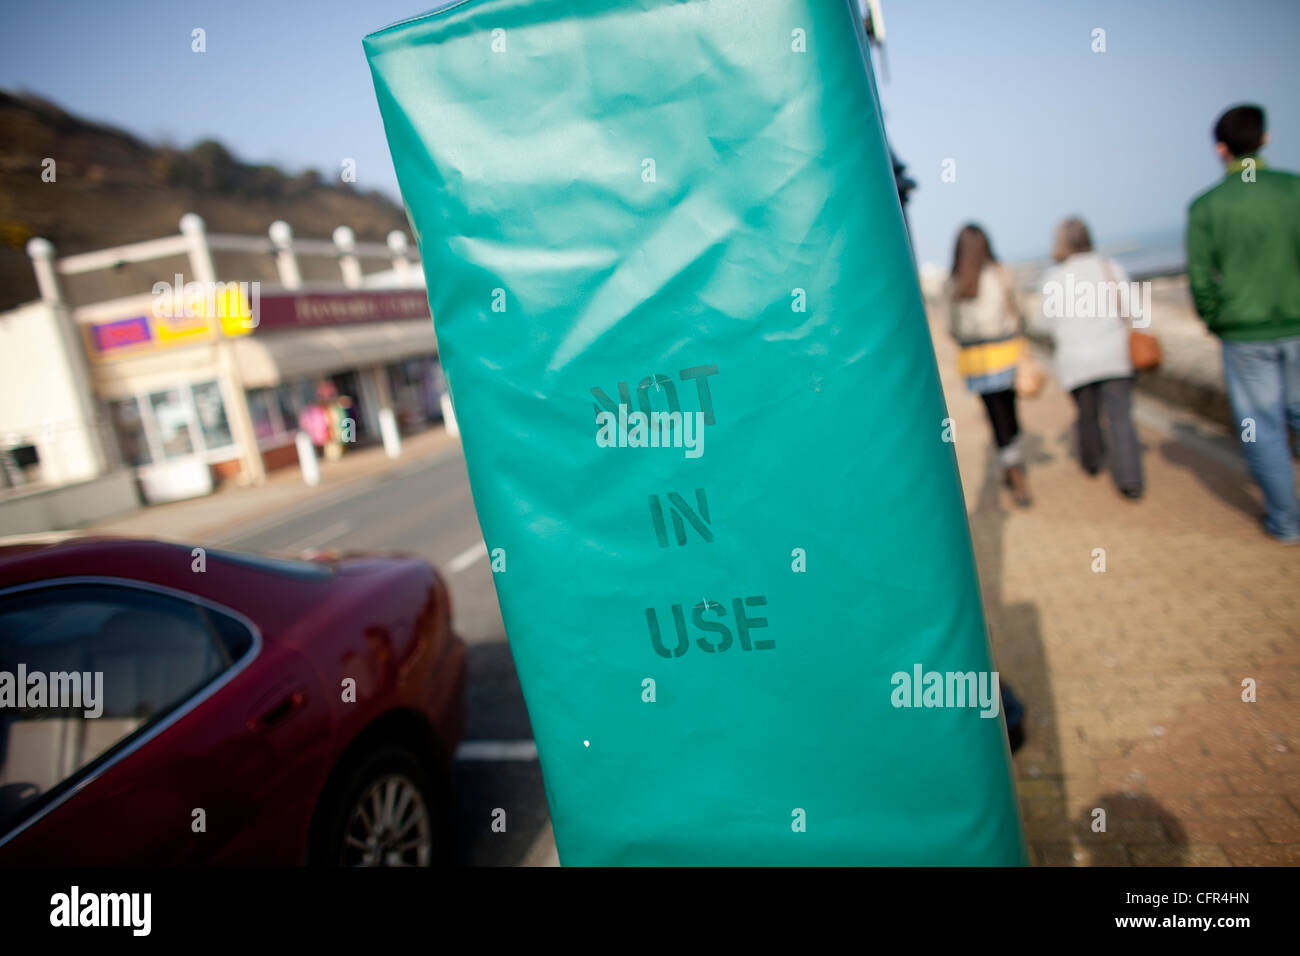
[365,0,1027,865]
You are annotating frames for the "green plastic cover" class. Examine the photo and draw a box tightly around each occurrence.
[365,0,1026,865]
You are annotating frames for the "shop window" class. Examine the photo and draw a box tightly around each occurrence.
[424,356,444,417]
[192,381,234,451]
[246,388,284,443]
[0,445,39,488]
[274,384,298,433]
[147,388,195,460]
[387,357,441,428]
[275,380,315,433]
[108,397,152,467]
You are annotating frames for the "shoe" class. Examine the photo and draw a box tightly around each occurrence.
[1007,722,1026,754]
[1261,517,1300,544]
[1006,465,1033,508]
[1120,487,1143,500]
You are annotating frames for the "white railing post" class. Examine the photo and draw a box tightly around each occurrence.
[333,226,363,289]
[179,213,217,285]
[378,407,402,459]
[269,220,302,289]
[387,230,413,282]
[26,237,64,305]
[440,391,459,437]
[295,431,320,486]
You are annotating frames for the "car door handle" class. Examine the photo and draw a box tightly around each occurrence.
[249,690,306,731]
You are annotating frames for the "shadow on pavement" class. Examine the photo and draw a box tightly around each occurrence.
[968,433,1063,865]
[1158,427,1261,524]
[1077,793,1188,867]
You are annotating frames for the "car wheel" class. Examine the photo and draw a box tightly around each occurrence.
[315,745,452,867]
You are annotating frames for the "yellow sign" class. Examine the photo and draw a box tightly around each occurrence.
[153,311,214,345]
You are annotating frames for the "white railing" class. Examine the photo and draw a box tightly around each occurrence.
[55,235,193,276]
[25,213,422,306]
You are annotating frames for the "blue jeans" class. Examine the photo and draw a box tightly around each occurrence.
[1221,336,1300,540]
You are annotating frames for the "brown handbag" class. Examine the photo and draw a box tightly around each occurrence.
[1101,259,1162,371]
[1015,351,1046,398]
[1129,329,1162,371]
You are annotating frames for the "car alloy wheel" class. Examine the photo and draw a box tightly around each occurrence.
[341,773,433,867]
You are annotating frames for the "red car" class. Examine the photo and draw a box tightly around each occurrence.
[0,535,466,866]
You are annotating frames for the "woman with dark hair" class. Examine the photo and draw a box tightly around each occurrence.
[946,224,1032,507]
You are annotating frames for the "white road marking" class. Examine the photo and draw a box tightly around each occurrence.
[286,520,351,551]
[454,739,538,761]
[447,539,488,573]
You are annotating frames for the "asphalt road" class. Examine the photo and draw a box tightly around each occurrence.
[221,445,553,867]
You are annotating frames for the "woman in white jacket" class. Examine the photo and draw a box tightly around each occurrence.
[1039,218,1144,498]
[947,224,1032,507]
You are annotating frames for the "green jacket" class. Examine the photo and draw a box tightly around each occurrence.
[1187,157,1300,342]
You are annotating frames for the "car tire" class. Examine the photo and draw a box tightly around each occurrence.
[311,744,455,867]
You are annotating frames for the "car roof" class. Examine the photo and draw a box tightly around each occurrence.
[2,534,357,653]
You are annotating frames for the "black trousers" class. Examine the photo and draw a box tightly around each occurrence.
[979,388,1021,464]
[1071,376,1143,492]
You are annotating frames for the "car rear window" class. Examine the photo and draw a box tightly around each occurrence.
[0,582,256,838]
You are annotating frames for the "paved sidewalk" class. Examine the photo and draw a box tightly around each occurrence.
[931,313,1300,866]
[89,426,460,545]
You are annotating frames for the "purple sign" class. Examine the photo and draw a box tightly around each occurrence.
[90,315,153,355]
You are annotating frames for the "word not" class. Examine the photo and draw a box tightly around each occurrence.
[645,596,771,658]
[50,886,151,936]
[596,406,705,458]
[591,364,719,423]
[890,664,1000,718]
[1041,275,1151,328]
[0,665,103,718]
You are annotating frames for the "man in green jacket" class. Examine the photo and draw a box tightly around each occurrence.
[1187,104,1300,543]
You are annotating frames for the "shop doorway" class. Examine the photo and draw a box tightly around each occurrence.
[327,371,370,443]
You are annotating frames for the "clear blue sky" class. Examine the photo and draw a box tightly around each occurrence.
[873,0,1300,265]
[2,0,1297,267]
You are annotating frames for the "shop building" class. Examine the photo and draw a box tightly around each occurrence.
[0,214,443,528]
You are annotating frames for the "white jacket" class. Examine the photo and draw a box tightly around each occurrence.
[1037,253,1134,392]
[947,266,1020,345]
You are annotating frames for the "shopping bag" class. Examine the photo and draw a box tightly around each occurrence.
[365,0,1026,866]
[1015,348,1047,398]
[1129,330,1162,371]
